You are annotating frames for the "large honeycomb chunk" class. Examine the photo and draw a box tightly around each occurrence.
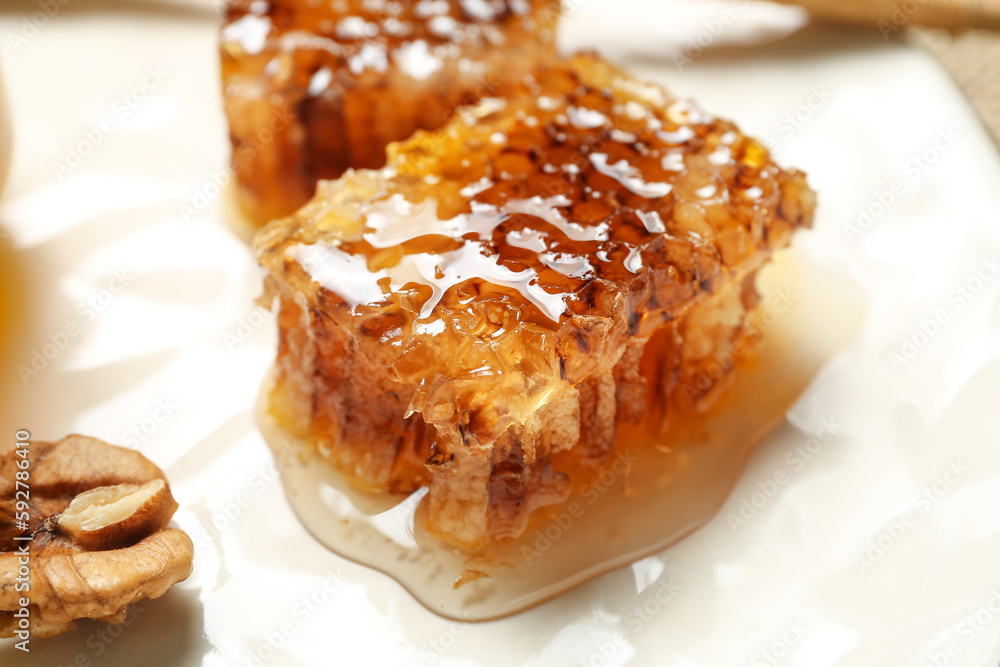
[254,53,816,549]
[221,0,561,225]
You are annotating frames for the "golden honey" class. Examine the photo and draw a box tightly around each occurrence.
[255,53,816,549]
[221,0,561,225]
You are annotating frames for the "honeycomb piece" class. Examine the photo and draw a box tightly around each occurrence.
[255,53,816,549]
[221,0,561,225]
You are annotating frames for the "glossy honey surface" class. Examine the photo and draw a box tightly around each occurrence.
[222,0,560,223]
[256,54,815,439]
[255,53,817,549]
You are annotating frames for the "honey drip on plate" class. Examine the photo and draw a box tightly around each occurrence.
[256,252,862,620]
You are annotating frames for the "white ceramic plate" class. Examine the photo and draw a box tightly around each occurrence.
[2,1,1000,665]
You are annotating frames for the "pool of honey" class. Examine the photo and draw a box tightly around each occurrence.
[0,245,16,351]
[0,237,31,436]
[255,250,862,620]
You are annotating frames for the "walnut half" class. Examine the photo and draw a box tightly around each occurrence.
[0,435,194,639]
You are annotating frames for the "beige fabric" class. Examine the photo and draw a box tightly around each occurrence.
[772,1,1000,143]
[912,28,1000,144]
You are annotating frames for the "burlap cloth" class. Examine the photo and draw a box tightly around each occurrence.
[763,1,1000,144]
[912,29,1000,146]
[768,0,1000,145]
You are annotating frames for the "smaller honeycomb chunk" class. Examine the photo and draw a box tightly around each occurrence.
[221,0,561,225]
